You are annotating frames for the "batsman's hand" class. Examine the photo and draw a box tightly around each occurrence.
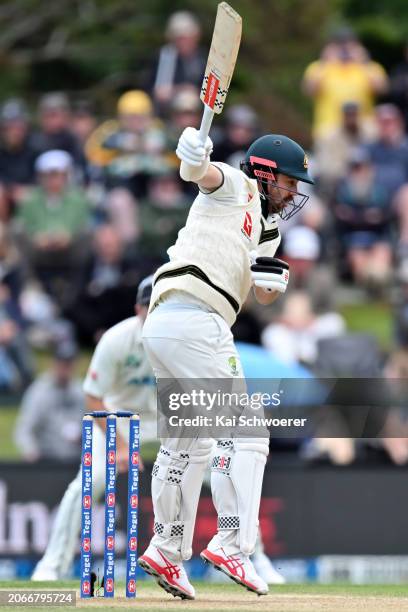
[176,127,213,182]
[251,257,290,293]
[176,127,213,166]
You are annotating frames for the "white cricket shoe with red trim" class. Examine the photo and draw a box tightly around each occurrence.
[138,545,195,600]
[201,541,269,596]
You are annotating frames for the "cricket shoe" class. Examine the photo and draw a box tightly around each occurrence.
[252,551,286,584]
[201,541,268,596]
[138,544,195,600]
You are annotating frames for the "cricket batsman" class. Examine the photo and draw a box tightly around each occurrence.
[138,127,314,598]
[31,276,156,581]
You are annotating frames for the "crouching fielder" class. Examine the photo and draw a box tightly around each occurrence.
[138,128,314,599]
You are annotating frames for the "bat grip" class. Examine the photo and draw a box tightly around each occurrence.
[198,105,215,144]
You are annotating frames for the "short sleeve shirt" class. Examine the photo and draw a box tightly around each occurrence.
[83,316,155,414]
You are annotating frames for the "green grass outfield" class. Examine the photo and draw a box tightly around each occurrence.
[1,581,408,612]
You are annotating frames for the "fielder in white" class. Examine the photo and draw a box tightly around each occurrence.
[31,277,156,581]
[138,128,314,598]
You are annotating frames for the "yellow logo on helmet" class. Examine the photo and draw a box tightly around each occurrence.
[303,154,308,169]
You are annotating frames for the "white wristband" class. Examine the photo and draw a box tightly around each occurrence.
[180,158,210,182]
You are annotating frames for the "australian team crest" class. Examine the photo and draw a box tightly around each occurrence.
[228,356,239,376]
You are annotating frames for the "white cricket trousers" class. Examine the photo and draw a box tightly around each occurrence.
[141,297,245,560]
[142,299,243,380]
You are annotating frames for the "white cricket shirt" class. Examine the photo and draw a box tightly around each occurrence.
[149,163,281,326]
[83,316,155,415]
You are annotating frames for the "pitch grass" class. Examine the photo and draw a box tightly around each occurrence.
[1,581,408,612]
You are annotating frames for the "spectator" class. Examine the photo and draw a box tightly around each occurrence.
[366,104,408,197]
[70,100,101,203]
[282,225,321,288]
[314,101,376,198]
[166,85,201,153]
[31,93,85,180]
[15,150,91,306]
[138,168,189,270]
[302,28,388,140]
[103,186,140,246]
[71,100,97,148]
[85,90,166,198]
[214,104,259,167]
[0,99,36,206]
[302,333,382,465]
[14,341,84,462]
[364,104,408,271]
[64,224,140,344]
[389,41,408,129]
[151,11,206,110]
[0,223,33,390]
[334,147,393,288]
[262,290,345,366]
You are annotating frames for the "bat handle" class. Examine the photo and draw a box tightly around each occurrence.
[198,105,215,144]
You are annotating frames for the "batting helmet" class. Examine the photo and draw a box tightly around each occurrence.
[241,134,314,220]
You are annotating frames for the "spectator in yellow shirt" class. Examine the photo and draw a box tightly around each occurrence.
[302,28,388,141]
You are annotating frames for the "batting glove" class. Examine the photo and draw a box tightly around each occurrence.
[176,127,213,182]
[251,257,290,293]
[176,127,213,165]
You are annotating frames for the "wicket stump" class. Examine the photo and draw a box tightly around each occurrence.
[80,411,140,599]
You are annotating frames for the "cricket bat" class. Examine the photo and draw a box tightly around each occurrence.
[199,2,242,144]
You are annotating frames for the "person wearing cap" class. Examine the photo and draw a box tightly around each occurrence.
[31,92,85,178]
[302,29,388,140]
[165,85,202,151]
[15,149,91,306]
[162,86,203,183]
[14,340,84,463]
[85,89,166,196]
[31,276,156,581]
[150,11,206,109]
[0,98,36,204]
[282,224,321,287]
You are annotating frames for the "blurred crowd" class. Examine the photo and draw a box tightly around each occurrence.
[1,14,408,466]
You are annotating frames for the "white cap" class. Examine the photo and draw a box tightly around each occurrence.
[284,225,320,261]
[166,11,200,38]
[35,150,73,173]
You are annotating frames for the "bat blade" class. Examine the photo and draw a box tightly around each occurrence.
[200,2,242,115]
